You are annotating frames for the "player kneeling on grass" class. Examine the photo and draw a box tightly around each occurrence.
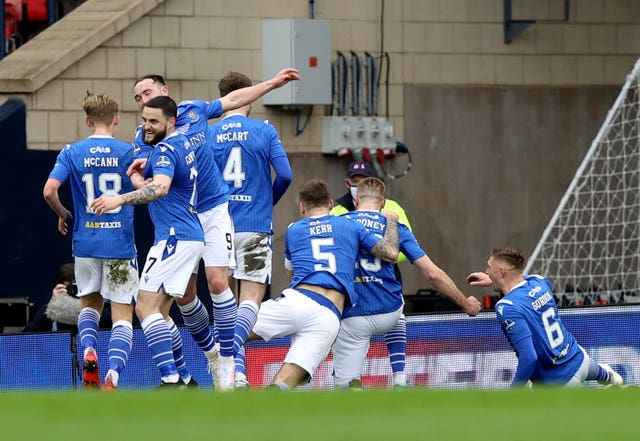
[467,247,623,388]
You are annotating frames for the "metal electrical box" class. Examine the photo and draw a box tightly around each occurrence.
[262,19,331,106]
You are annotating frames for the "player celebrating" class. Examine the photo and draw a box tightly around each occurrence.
[245,179,399,390]
[467,247,624,387]
[332,178,481,389]
[92,96,204,388]
[209,71,293,388]
[43,92,138,390]
[130,67,300,390]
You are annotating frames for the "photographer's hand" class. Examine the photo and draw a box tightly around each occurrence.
[51,283,69,299]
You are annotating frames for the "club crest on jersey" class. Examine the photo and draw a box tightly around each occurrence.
[156,156,171,167]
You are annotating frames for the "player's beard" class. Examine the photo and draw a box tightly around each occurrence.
[144,126,167,145]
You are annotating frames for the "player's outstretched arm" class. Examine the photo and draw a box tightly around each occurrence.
[219,68,301,112]
[92,175,172,214]
[414,255,481,316]
[466,272,492,287]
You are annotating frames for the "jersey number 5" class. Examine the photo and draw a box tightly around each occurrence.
[311,237,337,273]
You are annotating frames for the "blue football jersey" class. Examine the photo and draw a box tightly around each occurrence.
[48,135,136,259]
[143,131,204,244]
[342,210,426,318]
[132,125,153,160]
[495,274,584,384]
[284,214,381,307]
[175,100,229,212]
[208,114,288,233]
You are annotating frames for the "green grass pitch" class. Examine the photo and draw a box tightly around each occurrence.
[0,387,635,441]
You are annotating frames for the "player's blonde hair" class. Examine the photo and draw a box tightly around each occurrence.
[491,247,526,271]
[357,177,386,205]
[83,92,119,126]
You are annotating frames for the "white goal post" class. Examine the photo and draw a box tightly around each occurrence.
[525,58,640,306]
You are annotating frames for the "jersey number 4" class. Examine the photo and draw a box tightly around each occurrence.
[223,147,246,188]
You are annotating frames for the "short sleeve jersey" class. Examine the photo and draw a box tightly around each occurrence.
[284,214,381,307]
[143,131,204,244]
[495,275,584,384]
[48,135,136,259]
[342,210,426,318]
[209,114,288,233]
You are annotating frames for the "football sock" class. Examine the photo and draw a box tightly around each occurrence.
[211,288,238,357]
[234,300,259,354]
[78,307,100,353]
[235,345,246,376]
[588,359,610,382]
[385,315,407,379]
[178,297,216,352]
[141,313,178,379]
[167,319,191,382]
[108,320,133,373]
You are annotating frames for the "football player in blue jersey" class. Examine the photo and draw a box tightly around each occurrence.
[331,160,413,388]
[332,177,482,389]
[43,92,139,391]
[466,247,623,387]
[244,179,400,390]
[92,96,206,388]
[209,71,293,388]
[130,68,300,390]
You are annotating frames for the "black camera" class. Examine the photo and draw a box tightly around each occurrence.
[65,282,78,297]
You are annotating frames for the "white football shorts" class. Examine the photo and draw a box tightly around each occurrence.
[331,307,403,386]
[252,288,341,378]
[233,232,272,283]
[75,257,139,304]
[198,202,236,269]
[139,239,204,297]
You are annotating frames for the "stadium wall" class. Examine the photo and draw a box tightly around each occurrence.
[2,306,638,390]
[0,0,638,307]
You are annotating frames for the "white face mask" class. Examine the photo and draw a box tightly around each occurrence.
[350,185,358,200]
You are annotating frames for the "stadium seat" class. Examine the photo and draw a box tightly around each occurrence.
[23,0,48,22]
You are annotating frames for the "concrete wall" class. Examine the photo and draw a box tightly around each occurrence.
[1,0,638,300]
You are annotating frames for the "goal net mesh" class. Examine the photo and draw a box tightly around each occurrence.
[525,58,640,307]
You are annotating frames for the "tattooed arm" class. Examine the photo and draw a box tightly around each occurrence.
[370,210,400,262]
[91,174,172,214]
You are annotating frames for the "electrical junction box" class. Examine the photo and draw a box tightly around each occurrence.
[262,19,332,106]
[322,116,395,154]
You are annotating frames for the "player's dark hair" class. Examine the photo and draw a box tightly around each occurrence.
[145,95,177,120]
[218,72,252,97]
[133,74,166,89]
[83,91,119,126]
[491,247,526,271]
[55,263,75,285]
[299,179,331,209]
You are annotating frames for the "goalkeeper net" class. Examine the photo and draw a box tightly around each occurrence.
[525,58,640,307]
